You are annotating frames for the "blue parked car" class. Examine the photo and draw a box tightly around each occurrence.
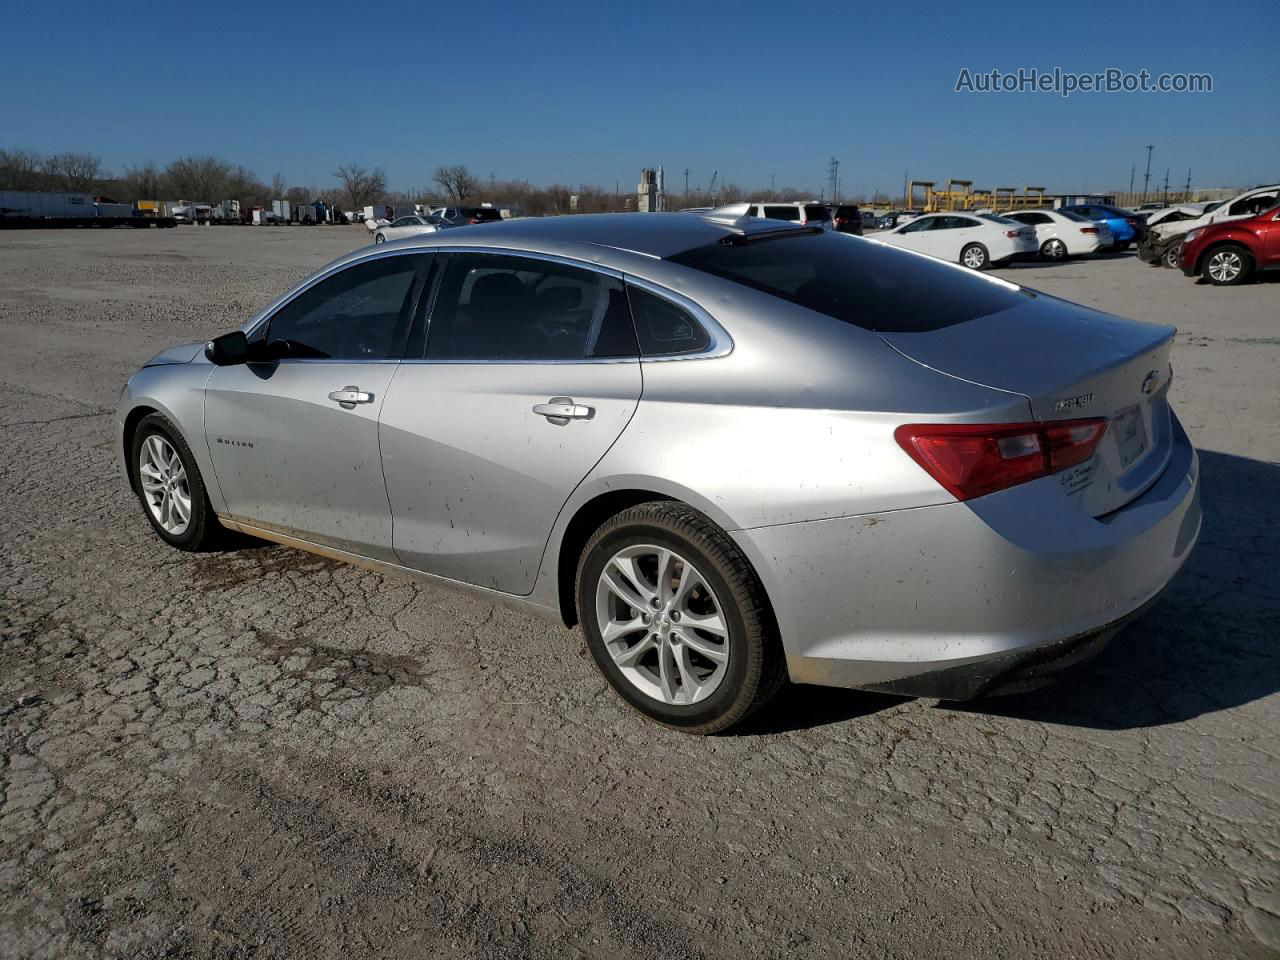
[1059,204,1144,251]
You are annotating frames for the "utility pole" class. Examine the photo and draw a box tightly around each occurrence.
[1142,145,1154,202]
[1129,163,1135,197]
[769,173,775,198]
[828,157,840,205]
[1184,168,1192,201]
[902,170,908,207]
[683,168,689,208]
[1163,168,1170,205]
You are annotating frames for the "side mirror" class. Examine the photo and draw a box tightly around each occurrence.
[205,330,249,365]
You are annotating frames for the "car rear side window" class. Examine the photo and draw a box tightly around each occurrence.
[265,254,424,359]
[425,253,636,361]
[804,205,832,222]
[626,286,710,356]
[763,205,801,221]
[667,233,1025,333]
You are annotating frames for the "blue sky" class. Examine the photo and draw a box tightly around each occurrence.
[3,0,1276,197]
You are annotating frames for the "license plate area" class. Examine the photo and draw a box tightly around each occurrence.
[1113,404,1149,470]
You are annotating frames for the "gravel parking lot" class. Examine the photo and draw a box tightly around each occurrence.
[1,225,1277,959]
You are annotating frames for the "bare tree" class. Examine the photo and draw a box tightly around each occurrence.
[44,152,103,191]
[334,163,387,210]
[433,164,478,203]
[121,162,162,200]
[271,172,286,198]
[0,149,45,190]
[165,155,232,199]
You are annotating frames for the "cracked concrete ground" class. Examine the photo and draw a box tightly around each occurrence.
[1,226,1277,959]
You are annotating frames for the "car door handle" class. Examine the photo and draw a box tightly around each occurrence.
[328,386,374,408]
[533,397,594,423]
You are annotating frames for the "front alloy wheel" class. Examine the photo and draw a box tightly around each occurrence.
[130,412,222,550]
[1202,247,1252,285]
[138,434,191,535]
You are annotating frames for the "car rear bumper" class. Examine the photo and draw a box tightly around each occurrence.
[732,416,1201,699]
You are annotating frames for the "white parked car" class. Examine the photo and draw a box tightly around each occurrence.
[1001,209,1113,259]
[373,215,448,244]
[743,202,833,229]
[871,211,1037,269]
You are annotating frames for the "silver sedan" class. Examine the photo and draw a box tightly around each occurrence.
[116,206,1201,733]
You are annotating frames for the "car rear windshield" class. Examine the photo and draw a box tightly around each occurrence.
[1057,209,1089,222]
[803,205,832,222]
[667,233,1025,333]
[467,208,502,222]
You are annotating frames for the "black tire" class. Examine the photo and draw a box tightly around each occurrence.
[576,502,785,734]
[1040,238,1068,260]
[1163,244,1182,269]
[374,232,385,244]
[129,413,223,551]
[1200,244,1254,286]
[959,243,989,270]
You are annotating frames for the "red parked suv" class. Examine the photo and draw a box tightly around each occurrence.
[1180,204,1280,285]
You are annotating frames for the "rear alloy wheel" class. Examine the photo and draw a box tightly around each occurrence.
[1040,238,1068,260]
[960,243,989,270]
[577,502,784,734]
[374,232,386,244]
[131,413,222,551]
[1163,245,1182,269]
[1202,246,1253,285]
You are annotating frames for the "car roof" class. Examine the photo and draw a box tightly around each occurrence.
[359,211,804,261]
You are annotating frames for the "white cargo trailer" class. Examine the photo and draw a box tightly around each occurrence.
[0,190,176,228]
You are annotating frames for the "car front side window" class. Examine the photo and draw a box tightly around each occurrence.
[425,254,636,361]
[264,254,425,360]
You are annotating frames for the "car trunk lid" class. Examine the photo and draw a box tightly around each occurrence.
[879,292,1175,516]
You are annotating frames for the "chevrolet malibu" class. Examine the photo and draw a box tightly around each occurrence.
[117,206,1201,734]
[872,210,1037,269]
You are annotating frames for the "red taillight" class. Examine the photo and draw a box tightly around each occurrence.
[1004,229,1020,238]
[469,216,481,224]
[1080,226,1098,234]
[894,418,1108,501]
[1125,216,1138,227]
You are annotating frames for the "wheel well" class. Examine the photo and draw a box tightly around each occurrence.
[1196,240,1251,272]
[556,490,673,626]
[121,405,158,492]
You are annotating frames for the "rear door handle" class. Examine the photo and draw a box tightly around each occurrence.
[533,397,594,424]
[328,386,374,409]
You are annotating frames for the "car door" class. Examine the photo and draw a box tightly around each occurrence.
[1009,211,1044,244]
[385,217,413,240]
[1262,208,1280,266]
[924,215,971,260]
[379,251,643,594]
[204,252,431,560]
[886,215,938,254]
